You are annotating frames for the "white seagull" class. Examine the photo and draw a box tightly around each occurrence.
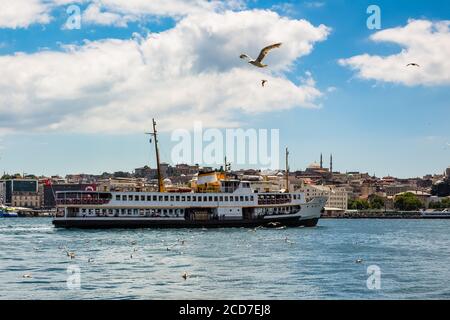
[240,43,282,68]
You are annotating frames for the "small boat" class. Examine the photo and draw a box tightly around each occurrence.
[421,209,450,219]
[0,207,19,218]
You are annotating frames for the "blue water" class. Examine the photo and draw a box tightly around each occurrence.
[0,218,449,299]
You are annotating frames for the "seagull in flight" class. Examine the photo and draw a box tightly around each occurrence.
[240,43,282,68]
[406,63,420,67]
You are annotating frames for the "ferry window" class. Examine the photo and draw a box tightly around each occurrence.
[169,209,172,214]
[164,196,168,201]
[240,196,244,202]
[141,195,145,201]
[192,196,195,201]
[128,209,132,215]
[214,196,218,202]
[122,195,126,201]
[186,196,190,201]
[115,195,120,201]
[121,209,126,214]
[219,196,223,202]
[250,196,254,201]
[176,196,180,201]
[209,196,213,202]
[147,196,151,201]
[181,196,186,201]
[115,209,120,214]
[133,209,138,214]
[198,196,201,202]
[225,196,228,201]
[204,196,208,202]
[163,209,167,214]
[159,196,163,201]
[153,195,157,201]
[245,196,249,201]
[170,196,174,201]
[128,195,133,201]
[135,195,139,201]
[82,208,86,213]
[235,196,239,201]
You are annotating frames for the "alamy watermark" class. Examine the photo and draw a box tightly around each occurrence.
[67,265,81,290]
[367,5,381,30]
[65,5,82,30]
[170,122,280,170]
[366,265,381,290]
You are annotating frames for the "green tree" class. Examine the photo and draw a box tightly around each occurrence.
[429,198,450,209]
[348,199,370,210]
[394,192,423,211]
[369,195,385,209]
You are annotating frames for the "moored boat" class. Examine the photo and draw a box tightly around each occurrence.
[0,206,19,218]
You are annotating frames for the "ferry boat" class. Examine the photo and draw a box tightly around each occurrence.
[52,120,327,229]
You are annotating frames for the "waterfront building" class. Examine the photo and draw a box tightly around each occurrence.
[300,185,349,211]
[0,179,39,207]
[11,192,40,208]
[385,185,411,197]
[97,177,153,192]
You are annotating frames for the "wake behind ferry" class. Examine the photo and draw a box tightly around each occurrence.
[52,120,327,229]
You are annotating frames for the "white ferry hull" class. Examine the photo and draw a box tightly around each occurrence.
[52,215,320,229]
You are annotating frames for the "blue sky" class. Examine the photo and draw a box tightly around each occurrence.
[0,0,449,178]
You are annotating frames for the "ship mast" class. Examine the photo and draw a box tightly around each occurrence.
[146,119,165,192]
[285,147,289,193]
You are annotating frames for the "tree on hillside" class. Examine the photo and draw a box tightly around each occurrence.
[431,181,450,197]
[394,192,423,211]
[348,199,370,210]
[369,195,385,209]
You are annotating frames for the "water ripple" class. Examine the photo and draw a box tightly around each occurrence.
[0,218,449,299]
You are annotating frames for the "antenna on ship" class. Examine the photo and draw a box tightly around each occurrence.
[285,147,289,193]
[146,119,165,192]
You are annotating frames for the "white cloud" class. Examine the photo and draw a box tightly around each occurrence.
[339,19,450,86]
[0,0,246,29]
[81,0,246,27]
[326,86,337,93]
[0,0,51,29]
[0,9,329,134]
[82,3,133,27]
[305,2,325,9]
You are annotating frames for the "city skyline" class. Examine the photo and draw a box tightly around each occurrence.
[0,0,449,178]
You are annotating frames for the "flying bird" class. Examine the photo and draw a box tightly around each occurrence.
[240,43,282,68]
[406,63,420,67]
[261,80,268,87]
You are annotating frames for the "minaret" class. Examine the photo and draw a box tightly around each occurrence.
[330,154,333,175]
[320,153,323,169]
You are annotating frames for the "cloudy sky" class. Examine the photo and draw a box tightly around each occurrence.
[0,0,449,177]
